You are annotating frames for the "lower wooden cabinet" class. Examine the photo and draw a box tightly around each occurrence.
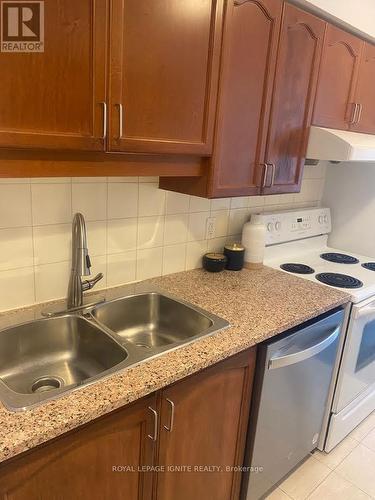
[155,349,255,500]
[0,348,256,500]
[0,393,157,500]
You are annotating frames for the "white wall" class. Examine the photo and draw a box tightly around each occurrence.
[323,162,375,256]
[0,164,326,312]
[291,0,375,40]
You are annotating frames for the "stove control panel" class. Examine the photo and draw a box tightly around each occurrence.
[253,207,331,245]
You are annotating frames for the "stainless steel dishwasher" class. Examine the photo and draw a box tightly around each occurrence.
[242,308,345,500]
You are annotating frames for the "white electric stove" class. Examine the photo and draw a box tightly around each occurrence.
[256,207,375,451]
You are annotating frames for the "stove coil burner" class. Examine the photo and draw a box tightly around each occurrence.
[280,263,315,275]
[320,253,359,264]
[316,272,363,289]
[362,262,375,272]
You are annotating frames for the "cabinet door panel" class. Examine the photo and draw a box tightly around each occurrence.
[155,349,256,500]
[0,395,156,500]
[263,4,325,194]
[209,0,282,198]
[313,25,363,130]
[352,42,375,134]
[0,0,107,151]
[109,0,223,155]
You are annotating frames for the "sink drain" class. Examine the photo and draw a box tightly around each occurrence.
[31,376,64,393]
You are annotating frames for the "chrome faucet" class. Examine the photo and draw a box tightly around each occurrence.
[67,213,103,309]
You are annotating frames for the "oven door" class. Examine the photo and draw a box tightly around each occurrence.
[333,298,375,413]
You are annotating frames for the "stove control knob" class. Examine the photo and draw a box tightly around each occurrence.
[275,221,281,231]
[318,215,324,224]
[267,223,274,232]
[323,215,329,223]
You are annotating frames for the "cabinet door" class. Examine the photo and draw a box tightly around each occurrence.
[109,0,223,155]
[155,349,256,500]
[0,395,157,500]
[351,42,375,134]
[208,0,282,198]
[262,4,325,195]
[313,24,363,130]
[0,0,107,151]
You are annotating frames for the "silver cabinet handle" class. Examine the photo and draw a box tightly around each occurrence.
[268,326,340,370]
[147,406,158,441]
[357,103,363,124]
[349,103,359,125]
[270,163,276,186]
[261,163,270,188]
[261,163,275,188]
[100,102,107,139]
[163,398,175,432]
[116,103,123,139]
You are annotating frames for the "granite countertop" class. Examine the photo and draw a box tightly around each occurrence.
[0,267,350,463]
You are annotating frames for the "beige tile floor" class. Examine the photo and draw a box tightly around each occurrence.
[266,411,375,500]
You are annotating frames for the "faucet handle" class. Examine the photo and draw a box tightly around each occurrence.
[82,273,104,292]
[86,254,92,270]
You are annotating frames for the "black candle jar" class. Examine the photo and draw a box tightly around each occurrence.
[202,253,227,272]
[224,243,245,271]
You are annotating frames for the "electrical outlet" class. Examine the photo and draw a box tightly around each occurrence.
[206,217,216,239]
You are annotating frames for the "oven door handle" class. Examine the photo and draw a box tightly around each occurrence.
[268,326,340,370]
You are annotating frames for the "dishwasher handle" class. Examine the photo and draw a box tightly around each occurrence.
[268,325,340,370]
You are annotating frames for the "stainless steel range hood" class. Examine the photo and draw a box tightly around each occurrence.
[306,126,375,162]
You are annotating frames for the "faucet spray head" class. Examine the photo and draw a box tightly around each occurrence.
[72,213,91,277]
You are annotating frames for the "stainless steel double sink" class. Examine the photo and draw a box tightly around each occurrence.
[0,292,229,411]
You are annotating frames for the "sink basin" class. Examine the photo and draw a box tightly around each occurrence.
[0,315,128,410]
[0,291,229,411]
[91,292,216,348]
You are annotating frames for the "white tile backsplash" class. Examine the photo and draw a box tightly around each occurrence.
[166,191,190,214]
[230,196,249,209]
[162,244,187,275]
[0,227,33,271]
[189,195,210,213]
[138,183,165,216]
[137,247,163,280]
[31,184,71,226]
[0,165,325,311]
[188,212,208,241]
[107,218,137,254]
[0,267,35,310]
[72,183,107,221]
[0,184,32,228]
[137,216,164,249]
[164,214,188,246]
[33,224,71,265]
[34,261,70,303]
[107,251,137,287]
[108,183,138,219]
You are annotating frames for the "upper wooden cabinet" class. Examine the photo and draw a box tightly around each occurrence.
[313,25,363,131]
[0,0,107,151]
[161,1,325,198]
[263,3,325,194]
[207,0,283,198]
[0,0,223,157]
[351,42,375,134]
[108,0,224,155]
